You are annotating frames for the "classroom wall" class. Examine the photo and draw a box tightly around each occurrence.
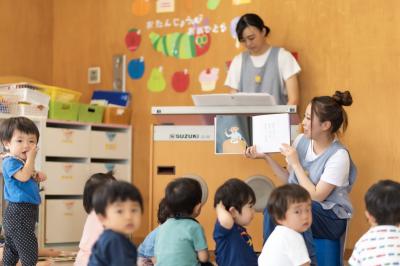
[2,0,400,249]
[0,0,53,84]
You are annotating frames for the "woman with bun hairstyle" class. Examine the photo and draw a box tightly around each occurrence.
[246,91,357,264]
[225,13,301,105]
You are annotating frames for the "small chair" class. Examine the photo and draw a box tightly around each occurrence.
[315,220,349,266]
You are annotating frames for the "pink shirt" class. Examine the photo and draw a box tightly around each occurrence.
[74,211,104,266]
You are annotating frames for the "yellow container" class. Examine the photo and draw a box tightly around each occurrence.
[33,83,81,103]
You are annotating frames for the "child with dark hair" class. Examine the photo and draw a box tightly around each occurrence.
[137,198,170,266]
[349,179,400,265]
[88,180,143,266]
[154,177,210,266]
[213,178,258,266]
[258,184,312,265]
[0,116,46,266]
[75,172,116,266]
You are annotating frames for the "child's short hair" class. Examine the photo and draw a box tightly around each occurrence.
[165,177,202,217]
[365,179,400,225]
[157,198,170,224]
[213,178,256,214]
[92,180,143,216]
[0,116,40,144]
[267,184,311,223]
[83,172,116,214]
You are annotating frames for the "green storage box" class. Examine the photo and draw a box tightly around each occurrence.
[78,104,105,123]
[48,101,80,121]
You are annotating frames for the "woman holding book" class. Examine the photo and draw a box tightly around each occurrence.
[225,13,301,105]
[245,91,357,265]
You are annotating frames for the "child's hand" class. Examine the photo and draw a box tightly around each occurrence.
[34,171,47,182]
[216,201,226,210]
[26,146,39,161]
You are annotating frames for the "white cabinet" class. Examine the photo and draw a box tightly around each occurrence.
[43,121,132,245]
[44,161,89,195]
[45,199,87,243]
[44,128,90,157]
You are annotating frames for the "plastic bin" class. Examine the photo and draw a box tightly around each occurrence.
[34,84,81,103]
[103,106,131,125]
[48,101,80,121]
[92,90,131,106]
[78,104,105,123]
[0,83,50,106]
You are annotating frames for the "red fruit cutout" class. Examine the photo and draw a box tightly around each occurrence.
[125,29,141,52]
[172,69,190,92]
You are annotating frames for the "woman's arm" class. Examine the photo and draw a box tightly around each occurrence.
[285,74,300,106]
[281,144,336,201]
[245,146,290,183]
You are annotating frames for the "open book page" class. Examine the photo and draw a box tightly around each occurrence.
[252,113,291,153]
[215,115,251,154]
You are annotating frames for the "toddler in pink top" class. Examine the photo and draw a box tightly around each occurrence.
[74,172,116,266]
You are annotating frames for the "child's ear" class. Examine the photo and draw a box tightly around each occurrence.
[2,141,10,150]
[365,210,377,226]
[97,213,106,224]
[193,202,202,217]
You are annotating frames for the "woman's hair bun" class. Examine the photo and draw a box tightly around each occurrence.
[332,90,353,106]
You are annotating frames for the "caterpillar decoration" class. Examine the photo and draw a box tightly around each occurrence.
[149,30,211,59]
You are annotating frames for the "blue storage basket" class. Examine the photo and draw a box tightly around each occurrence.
[91,90,131,107]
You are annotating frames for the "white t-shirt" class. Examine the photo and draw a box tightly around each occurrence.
[348,225,400,266]
[292,134,350,187]
[258,225,310,266]
[225,47,301,90]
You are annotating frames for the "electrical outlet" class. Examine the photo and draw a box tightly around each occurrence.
[88,67,101,84]
[113,54,126,91]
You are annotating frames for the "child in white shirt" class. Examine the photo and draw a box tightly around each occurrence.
[258,184,312,266]
[349,179,400,266]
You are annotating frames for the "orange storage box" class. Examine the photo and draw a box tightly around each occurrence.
[103,106,131,125]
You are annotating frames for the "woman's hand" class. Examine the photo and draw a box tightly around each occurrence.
[279,144,300,167]
[244,146,269,160]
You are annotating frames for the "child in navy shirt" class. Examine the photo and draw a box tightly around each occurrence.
[0,116,46,266]
[213,178,258,266]
[88,180,143,266]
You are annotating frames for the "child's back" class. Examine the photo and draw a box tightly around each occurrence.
[349,179,400,266]
[154,177,209,266]
[155,218,207,266]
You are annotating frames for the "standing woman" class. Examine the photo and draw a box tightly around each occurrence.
[225,13,301,105]
[245,91,357,264]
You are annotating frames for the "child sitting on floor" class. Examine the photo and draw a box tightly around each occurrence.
[258,184,312,266]
[137,198,170,266]
[349,179,400,265]
[213,178,258,266]
[88,180,143,266]
[154,177,210,266]
[75,172,116,266]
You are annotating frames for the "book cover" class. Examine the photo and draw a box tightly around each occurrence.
[215,113,290,154]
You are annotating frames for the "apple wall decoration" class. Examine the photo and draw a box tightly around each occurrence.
[171,69,190,93]
[128,57,145,80]
[147,66,166,92]
[125,28,142,52]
